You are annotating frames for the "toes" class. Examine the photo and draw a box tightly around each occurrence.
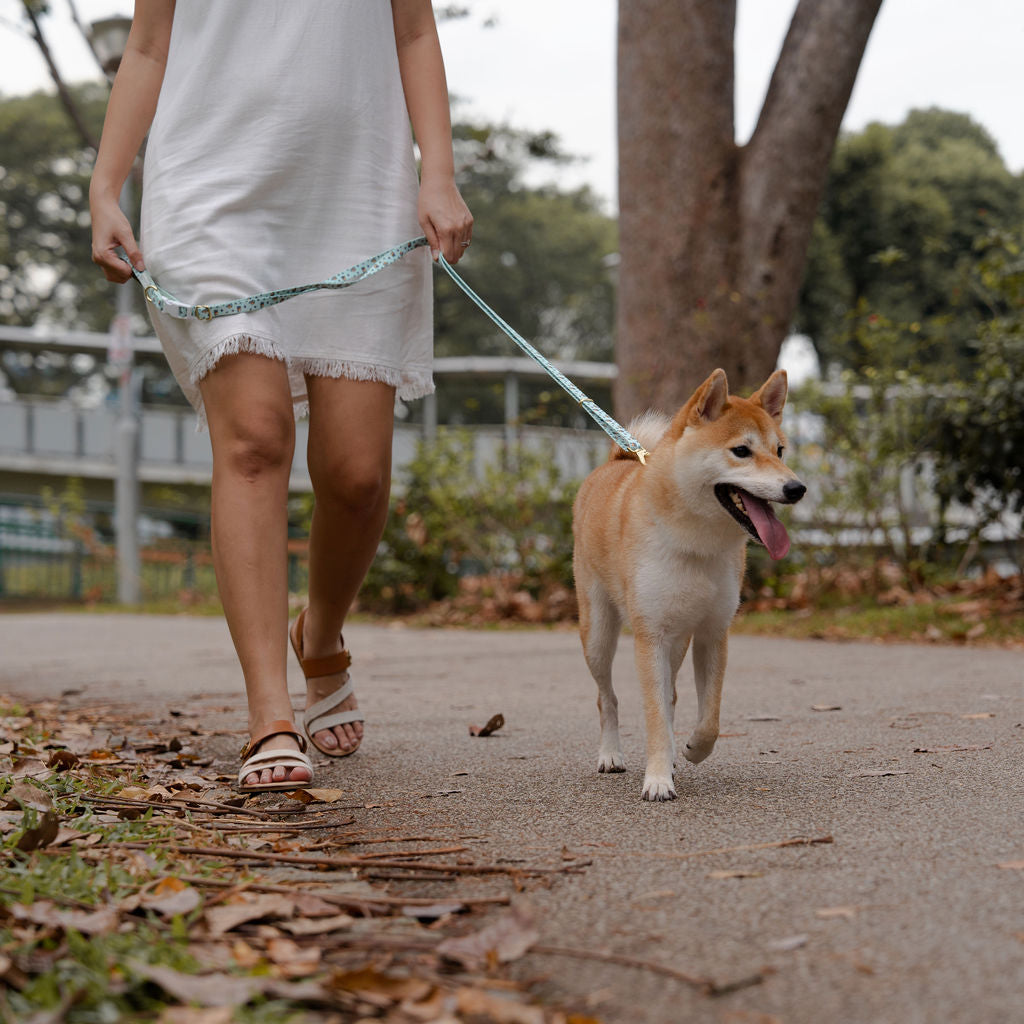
[315,728,339,750]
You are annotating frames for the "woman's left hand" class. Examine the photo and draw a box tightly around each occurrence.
[418,174,473,264]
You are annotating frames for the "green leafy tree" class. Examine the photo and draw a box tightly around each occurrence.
[931,228,1024,553]
[438,122,617,364]
[799,108,1024,372]
[0,84,110,331]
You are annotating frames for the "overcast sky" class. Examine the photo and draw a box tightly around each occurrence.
[2,0,1022,211]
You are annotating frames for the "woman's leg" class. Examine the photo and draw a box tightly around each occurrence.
[301,376,396,753]
[199,353,310,788]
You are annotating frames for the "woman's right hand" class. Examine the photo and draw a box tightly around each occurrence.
[90,189,144,283]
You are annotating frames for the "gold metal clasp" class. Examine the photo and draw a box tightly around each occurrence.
[144,286,158,305]
[194,305,213,321]
[635,448,649,465]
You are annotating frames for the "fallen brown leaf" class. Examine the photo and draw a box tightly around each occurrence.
[278,914,354,936]
[11,900,119,936]
[469,713,505,737]
[204,894,295,936]
[141,877,203,918]
[3,780,52,812]
[302,788,347,803]
[16,810,59,852]
[157,1008,234,1024]
[127,962,267,1008]
[437,901,538,969]
[265,937,321,977]
[455,985,545,1024]
[328,966,433,1002]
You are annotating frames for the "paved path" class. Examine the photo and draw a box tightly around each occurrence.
[2,613,1022,1023]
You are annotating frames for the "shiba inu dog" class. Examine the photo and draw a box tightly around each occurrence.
[572,369,806,801]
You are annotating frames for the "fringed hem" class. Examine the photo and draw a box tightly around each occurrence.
[185,336,433,431]
[297,356,433,403]
[187,333,288,387]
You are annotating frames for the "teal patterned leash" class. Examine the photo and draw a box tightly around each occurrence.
[128,238,649,462]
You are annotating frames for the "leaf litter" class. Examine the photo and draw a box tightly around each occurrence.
[0,693,756,1021]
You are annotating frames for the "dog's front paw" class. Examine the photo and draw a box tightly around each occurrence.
[641,774,677,801]
[597,750,626,773]
[683,728,718,764]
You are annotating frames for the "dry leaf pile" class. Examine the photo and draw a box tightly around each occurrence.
[0,697,601,1023]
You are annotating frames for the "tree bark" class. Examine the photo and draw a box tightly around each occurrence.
[615,0,883,419]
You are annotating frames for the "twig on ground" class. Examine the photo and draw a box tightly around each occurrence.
[530,943,764,996]
[105,841,590,877]
[599,834,834,861]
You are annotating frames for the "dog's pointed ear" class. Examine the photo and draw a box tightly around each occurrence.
[752,370,788,424]
[669,369,729,437]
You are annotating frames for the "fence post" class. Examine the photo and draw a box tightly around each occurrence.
[71,540,83,600]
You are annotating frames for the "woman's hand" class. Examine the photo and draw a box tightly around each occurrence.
[90,189,144,283]
[418,173,473,265]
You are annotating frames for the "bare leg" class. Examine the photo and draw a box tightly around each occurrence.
[300,376,396,753]
[199,354,310,788]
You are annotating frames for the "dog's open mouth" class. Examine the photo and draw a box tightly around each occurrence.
[714,484,790,560]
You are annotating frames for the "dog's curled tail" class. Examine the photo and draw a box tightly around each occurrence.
[609,411,671,462]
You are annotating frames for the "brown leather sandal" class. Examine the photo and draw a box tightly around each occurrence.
[236,719,313,793]
[289,608,364,757]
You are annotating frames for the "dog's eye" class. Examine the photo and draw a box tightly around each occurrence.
[777,445,785,458]
[730,446,752,458]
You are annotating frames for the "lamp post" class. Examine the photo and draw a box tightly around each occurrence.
[91,15,141,605]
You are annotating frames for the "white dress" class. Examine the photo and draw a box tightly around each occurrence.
[141,0,433,426]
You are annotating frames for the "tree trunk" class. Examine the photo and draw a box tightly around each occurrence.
[615,0,883,418]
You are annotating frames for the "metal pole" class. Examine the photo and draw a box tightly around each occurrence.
[113,176,141,605]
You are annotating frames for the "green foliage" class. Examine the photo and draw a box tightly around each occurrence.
[931,229,1024,533]
[790,311,949,581]
[0,83,112,330]
[356,429,576,612]
[799,108,1024,373]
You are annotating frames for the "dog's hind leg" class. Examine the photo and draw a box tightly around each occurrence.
[580,586,625,773]
[684,630,728,764]
[667,636,691,768]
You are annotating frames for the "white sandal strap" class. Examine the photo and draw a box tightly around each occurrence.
[303,679,363,736]
[308,708,364,732]
[237,746,313,786]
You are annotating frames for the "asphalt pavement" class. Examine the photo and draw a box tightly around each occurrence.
[2,613,1022,1023]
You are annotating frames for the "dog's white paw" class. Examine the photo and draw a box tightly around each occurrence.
[683,729,717,764]
[641,775,677,801]
[597,751,626,773]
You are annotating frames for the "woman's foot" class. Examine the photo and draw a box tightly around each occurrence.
[304,672,363,753]
[239,721,313,791]
[289,609,365,757]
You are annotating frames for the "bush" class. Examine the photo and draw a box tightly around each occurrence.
[359,430,576,614]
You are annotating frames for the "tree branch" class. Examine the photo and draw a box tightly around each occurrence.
[20,0,99,151]
[740,0,883,296]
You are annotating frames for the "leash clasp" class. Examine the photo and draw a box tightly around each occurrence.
[144,286,159,305]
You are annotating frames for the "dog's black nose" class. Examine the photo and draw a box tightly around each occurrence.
[783,480,807,503]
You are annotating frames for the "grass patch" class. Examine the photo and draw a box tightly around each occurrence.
[735,595,1024,646]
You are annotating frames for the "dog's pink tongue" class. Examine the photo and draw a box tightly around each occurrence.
[741,492,790,560]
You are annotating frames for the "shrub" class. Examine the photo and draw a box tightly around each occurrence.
[359,430,576,614]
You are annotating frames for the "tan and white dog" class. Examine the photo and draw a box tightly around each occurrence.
[572,369,806,801]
